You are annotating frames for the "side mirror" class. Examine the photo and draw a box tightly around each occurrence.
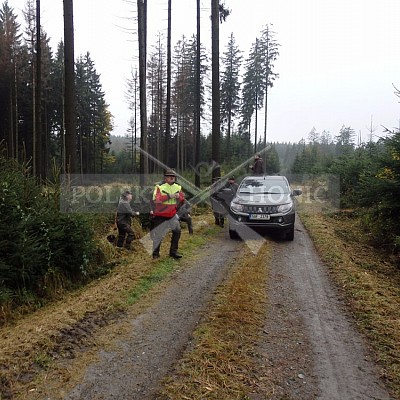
[292,188,302,196]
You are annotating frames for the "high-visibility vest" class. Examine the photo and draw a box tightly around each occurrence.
[152,182,183,217]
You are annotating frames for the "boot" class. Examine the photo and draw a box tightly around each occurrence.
[169,230,182,258]
[116,235,125,248]
[152,244,161,259]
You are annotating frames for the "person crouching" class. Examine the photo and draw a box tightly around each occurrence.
[116,190,139,250]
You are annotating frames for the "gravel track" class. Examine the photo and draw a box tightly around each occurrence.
[48,217,393,400]
[64,232,241,400]
[259,218,392,400]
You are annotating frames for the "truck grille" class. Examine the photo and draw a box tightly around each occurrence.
[243,205,278,214]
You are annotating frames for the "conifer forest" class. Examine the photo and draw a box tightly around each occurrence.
[0,0,399,311]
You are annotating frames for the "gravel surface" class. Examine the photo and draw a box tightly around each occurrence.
[257,218,392,400]
[64,233,241,400]
[47,218,393,400]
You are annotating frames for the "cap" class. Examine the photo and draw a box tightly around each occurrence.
[122,190,132,196]
[164,169,176,177]
[228,176,235,180]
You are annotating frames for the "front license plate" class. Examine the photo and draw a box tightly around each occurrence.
[249,214,270,220]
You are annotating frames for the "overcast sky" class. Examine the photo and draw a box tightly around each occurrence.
[10,0,400,144]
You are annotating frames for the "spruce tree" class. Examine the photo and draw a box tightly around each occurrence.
[220,33,242,160]
[0,1,22,159]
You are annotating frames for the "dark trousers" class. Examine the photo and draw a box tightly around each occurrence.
[214,212,225,227]
[151,216,181,256]
[179,215,193,234]
[117,223,135,249]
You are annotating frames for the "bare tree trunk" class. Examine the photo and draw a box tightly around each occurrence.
[158,35,163,172]
[253,39,258,155]
[35,0,43,180]
[137,0,148,181]
[63,0,77,174]
[9,82,14,159]
[164,0,171,166]
[211,0,220,181]
[32,31,36,175]
[254,95,258,154]
[263,83,268,146]
[134,70,138,173]
[194,0,201,187]
[14,61,18,161]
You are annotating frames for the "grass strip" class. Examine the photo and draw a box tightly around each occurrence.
[126,259,176,305]
[126,225,218,306]
[160,241,272,399]
[299,208,400,399]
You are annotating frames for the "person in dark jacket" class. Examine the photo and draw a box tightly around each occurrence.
[211,176,238,227]
[226,176,238,193]
[250,153,264,175]
[116,190,139,250]
[211,177,225,227]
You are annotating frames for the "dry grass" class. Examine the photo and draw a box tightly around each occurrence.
[299,205,400,399]
[0,213,218,399]
[160,241,272,400]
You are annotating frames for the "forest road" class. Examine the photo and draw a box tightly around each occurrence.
[258,218,393,400]
[62,218,393,400]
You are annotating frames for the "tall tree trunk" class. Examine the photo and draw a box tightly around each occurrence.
[253,39,258,154]
[63,0,77,174]
[158,35,163,172]
[8,82,14,159]
[211,0,220,181]
[134,70,138,173]
[14,61,19,161]
[35,0,43,180]
[137,0,148,181]
[164,0,171,166]
[194,0,201,187]
[254,94,258,154]
[32,30,36,175]
[263,82,268,146]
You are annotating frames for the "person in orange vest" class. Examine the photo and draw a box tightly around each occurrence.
[151,169,185,259]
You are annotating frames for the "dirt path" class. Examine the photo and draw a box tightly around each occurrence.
[259,218,392,400]
[63,234,242,400]
[32,218,393,400]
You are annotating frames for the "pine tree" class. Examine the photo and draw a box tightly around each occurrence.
[240,37,265,154]
[172,35,207,170]
[47,42,65,163]
[0,1,22,159]
[75,52,112,173]
[259,24,279,145]
[63,0,77,174]
[220,33,242,160]
[147,35,166,171]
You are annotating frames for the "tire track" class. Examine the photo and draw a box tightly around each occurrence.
[64,232,242,400]
[269,217,392,400]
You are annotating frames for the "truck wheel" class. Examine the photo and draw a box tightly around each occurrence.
[229,229,239,240]
[286,225,294,241]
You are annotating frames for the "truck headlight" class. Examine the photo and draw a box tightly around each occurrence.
[231,201,244,213]
[277,202,292,213]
